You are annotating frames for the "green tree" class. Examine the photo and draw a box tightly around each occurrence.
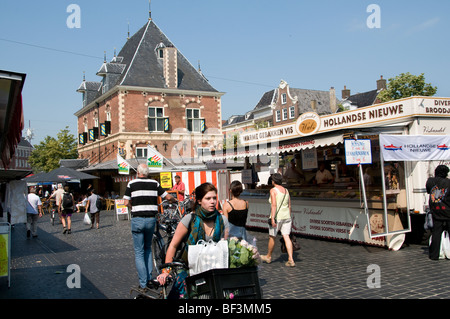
[29,127,78,172]
[378,72,437,103]
[222,133,240,150]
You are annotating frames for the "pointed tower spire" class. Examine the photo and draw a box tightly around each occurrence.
[198,60,202,75]
[149,0,152,20]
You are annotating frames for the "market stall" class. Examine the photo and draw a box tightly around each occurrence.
[205,96,450,249]
[114,168,230,207]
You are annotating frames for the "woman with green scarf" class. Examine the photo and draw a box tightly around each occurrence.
[157,182,229,298]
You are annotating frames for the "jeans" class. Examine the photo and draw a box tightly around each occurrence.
[26,213,39,236]
[131,217,156,288]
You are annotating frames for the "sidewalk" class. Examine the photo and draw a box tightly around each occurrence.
[1,211,450,299]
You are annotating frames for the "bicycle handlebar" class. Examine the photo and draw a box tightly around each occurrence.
[160,261,187,270]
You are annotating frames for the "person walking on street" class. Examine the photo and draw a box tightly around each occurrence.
[260,173,295,267]
[222,180,250,240]
[426,165,450,260]
[26,187,43,238]
[49,183,64,222]
[124,164,176,294]
[86,189,101,229]
[58,185,74,234]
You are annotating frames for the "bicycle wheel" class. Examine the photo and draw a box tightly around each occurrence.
[151,232,165,277]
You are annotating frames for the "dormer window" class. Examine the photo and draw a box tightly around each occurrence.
[155,42,166,59]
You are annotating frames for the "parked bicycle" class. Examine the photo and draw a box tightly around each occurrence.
[158,196,193,223]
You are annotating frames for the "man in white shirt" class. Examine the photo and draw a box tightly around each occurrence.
[315,163,334,184]
[50,183,65,219]
[27,187,42,238]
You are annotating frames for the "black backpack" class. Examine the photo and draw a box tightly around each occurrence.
[62,192,72,210]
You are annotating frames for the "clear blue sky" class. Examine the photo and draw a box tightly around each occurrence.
[1,0,449,144]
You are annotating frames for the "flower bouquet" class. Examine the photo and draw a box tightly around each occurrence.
[228,237,260,268]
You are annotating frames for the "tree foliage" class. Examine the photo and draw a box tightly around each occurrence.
[28,127,78,172]
[378,72,437,103]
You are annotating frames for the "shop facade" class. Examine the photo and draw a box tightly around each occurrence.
[206,96,450,249]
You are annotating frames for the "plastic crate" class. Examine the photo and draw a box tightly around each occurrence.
[186,267,261,299]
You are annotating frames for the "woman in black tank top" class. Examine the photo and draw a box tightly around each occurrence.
[222,181,249,240]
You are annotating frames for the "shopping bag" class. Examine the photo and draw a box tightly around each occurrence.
[423,209,433,230]
[83,213,92,226]
[280,234,301,253]
[188,240,228,276]
[442,231,450,259]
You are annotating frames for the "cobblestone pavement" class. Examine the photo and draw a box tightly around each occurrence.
[1,210,450,299]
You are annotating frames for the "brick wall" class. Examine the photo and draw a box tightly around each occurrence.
[77,89,222,164]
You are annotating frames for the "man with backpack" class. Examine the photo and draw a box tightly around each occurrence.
[426,165,450,260]
[58,184,74,234]
[86,189,102,229]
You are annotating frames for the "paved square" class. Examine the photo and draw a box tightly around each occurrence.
[1,211,449,299]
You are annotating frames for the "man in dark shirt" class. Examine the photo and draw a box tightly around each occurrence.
[426,165,450,260]
[124,163,175,292]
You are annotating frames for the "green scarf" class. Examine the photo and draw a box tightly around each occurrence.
[180,206,225,264]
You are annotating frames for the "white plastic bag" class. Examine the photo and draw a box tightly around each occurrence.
[83,213,92,226]
[429,230,450,259]
[442,231,450,259]
[188,239,228,276]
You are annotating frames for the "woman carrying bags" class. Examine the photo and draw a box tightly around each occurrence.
[260,173,295,267]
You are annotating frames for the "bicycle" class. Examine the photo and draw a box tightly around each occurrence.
[132,199,189,299]
[158,197,193,222]
[130,261,187,299]
[153,196,195,271]
[151,213,179,279]
[48,200,58,226]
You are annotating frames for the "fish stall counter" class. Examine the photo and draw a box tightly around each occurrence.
[241,182,406,249]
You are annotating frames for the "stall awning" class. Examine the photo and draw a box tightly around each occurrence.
[276,132,343,154]
[204,132,343,162]
[0,70,26,169]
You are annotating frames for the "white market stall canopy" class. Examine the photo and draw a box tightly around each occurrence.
[203,132,343,161]
[206,96,450,162]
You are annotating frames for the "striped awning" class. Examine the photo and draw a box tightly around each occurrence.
[203,132,343,162]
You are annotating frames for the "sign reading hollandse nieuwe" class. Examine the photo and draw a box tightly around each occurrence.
[239,97,450,146]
